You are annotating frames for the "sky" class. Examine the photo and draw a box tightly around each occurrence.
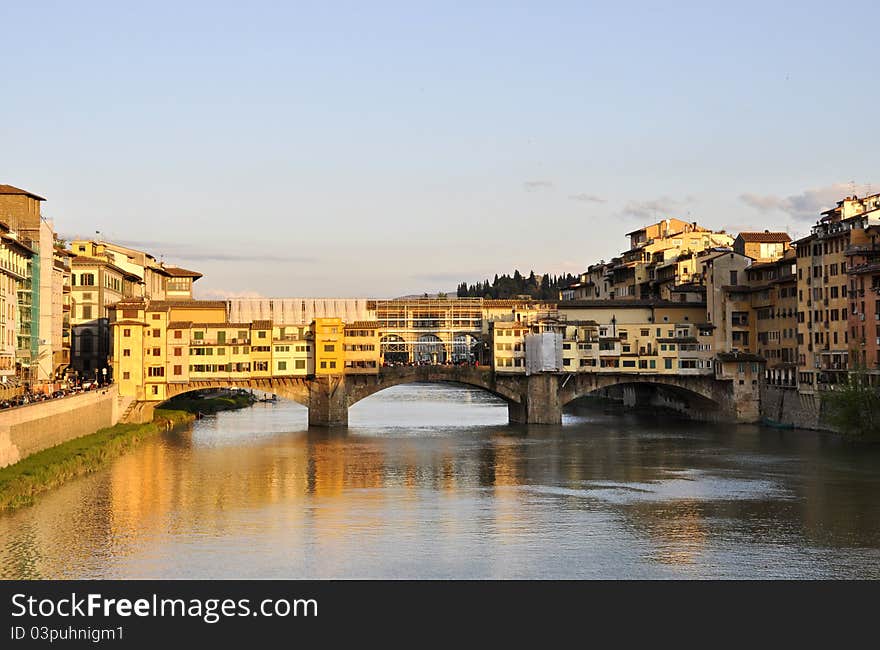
[2,1,878,299]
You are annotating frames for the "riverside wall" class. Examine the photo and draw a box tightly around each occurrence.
[0,387,126,468]
[759,385,836,431]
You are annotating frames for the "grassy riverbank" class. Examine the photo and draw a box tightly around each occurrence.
[0,409,194,511]
[0,390,258,511]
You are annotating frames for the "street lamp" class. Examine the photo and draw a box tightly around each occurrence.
[101,367,107,385]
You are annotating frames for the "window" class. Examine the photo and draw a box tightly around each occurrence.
[730,270,738,285]
[173,365,182,376]
[664,358,672,369]
[122,309,138,319]
[320,361,327,369]
[152,347,160,356]
[123,372,130,380]
[174,330,182,339]
[257,331,267,339]
[123,349,131,357]
[324,344,335,352]
[277,361,287,371]
[123,328,131,337]
[152,329,160,337]
[147,367,165,377]
[193,331,204,340]
[152,314,161,320]
[174,348,182,356]
[82,305,92,319]
[217,331,226,344]
[80,273,95,286]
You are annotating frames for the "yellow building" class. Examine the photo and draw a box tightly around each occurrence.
[313,317,344,375]
[342,321,380,373]
[112,299,227,400]
[272,324,314,376]
[491,321,529,372]
[493,300,714,376]
[793,194,879,391]
[733,231,791,263]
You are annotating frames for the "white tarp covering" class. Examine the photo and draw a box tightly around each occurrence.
[525,332,563,374]
[227,298,373,325]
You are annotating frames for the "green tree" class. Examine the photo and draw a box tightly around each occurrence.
[823,367,880,441]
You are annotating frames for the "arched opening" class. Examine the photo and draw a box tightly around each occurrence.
[415,334,446,364]
[348,382,510,429]
[564,381,721,419]
[452,333,477,364]
[380,334,408,364]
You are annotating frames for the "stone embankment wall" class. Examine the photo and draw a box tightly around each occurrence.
[759,385,835,431]
[0,387,127,468]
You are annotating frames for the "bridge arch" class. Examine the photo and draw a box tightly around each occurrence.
[558,373,727,414]
[343,367,522,409]
[161,378,313,409]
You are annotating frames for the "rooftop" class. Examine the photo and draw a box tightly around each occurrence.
[0,184,46,201]
[161,266,202,279]
[737,231,791,243]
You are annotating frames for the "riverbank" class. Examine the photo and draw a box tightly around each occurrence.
[0,409,194,511]
[0,391,260,511]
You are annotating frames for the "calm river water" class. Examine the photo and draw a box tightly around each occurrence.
[2,384,880,579]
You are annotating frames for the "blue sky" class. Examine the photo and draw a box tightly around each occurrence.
[2,1,877,297]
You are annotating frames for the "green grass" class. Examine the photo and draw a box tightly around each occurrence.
[0,409,194,511]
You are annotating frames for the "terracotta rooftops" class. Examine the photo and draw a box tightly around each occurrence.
[161,266,202,279]
[345,321,380,330]
[737,231,791,243]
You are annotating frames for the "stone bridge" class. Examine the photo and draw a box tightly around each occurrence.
[133,365,757,426]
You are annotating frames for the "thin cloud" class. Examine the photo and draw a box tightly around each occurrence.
[410,272,473,284]
[739,182,860,221]
[568,193,606,204]
[619,196,687,220]
[58,237,313,263]
[196,289,266,300]
[176,252,316,263]
[523,180,554,192]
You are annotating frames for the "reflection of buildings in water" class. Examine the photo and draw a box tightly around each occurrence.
[0,466,117,578]
[626,500,707,566]
[482,436,528,541]
[105,428,315,548]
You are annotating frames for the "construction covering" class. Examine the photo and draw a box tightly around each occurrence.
[525,332,563,374]
[227,298,372,325]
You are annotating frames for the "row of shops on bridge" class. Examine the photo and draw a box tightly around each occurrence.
[111,296,764,402]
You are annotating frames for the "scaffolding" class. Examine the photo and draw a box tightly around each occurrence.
[372,298,484,363]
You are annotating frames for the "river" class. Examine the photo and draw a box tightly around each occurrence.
[2,384,879,579]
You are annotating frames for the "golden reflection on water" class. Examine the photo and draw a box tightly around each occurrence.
[1,386,880,579]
